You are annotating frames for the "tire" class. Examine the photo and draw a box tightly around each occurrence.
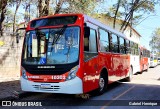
[139,65,144,74]
[146,64,149,72]
[95,73,108,95]
[126,67,133,82]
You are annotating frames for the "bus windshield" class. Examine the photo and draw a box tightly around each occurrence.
[22,26,80,65]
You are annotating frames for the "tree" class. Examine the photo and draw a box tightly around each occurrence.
[22,0,33,22]
[0,0,8,36]
[13,0,22,34]
[38,0,50,17]
[150,28,160,53]
[113,0,121,29]
[54,0,64,14]
[106,0,157,32]
[65,0,101,15]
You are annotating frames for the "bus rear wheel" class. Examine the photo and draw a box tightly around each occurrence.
[126,67,133,82]
[146,64,149,72]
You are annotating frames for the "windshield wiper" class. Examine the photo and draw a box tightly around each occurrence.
[51,25,68,46]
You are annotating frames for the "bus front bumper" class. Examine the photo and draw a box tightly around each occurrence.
[20,77,83,94]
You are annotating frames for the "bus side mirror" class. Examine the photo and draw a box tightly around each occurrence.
[16,27,26,43]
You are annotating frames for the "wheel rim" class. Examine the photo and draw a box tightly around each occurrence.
[99,77,105,91]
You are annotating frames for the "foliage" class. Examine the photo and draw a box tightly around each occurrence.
[106,0,157,32]
[0,0,159,37]
[150,28,160,53]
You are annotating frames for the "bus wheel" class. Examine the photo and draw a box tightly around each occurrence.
[96,73,108,95]
[126,67,133,82]
[146,64,149,72]
[139,65,144,74]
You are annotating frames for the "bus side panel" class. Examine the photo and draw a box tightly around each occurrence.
[120,54,130,78]
[83,56,99,93]
[130,55,140,74]
[98,52,114,84]
[111,54,121,81]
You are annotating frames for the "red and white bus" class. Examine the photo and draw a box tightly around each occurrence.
[20,14,138,94]
[139,46,150,73]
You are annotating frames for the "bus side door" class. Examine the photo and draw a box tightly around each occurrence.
[83,24,99,93]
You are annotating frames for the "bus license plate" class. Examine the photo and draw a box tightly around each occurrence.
[40,84,51,88]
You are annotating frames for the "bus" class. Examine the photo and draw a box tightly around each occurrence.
[150,52,158,67]
[129,42,140,75]
[20,14,138,95]
[139,46,150,73]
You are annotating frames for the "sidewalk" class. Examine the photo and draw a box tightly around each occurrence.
[0,36,25,100]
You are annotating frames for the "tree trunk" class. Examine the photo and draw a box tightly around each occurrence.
[0,0,7,36]
[42,0,50,16]
[113,0,121,29]
[13,0,22,35]
[38,0,43,17]
[120,0,140,32]
[54,0,64,14]
[24,0,32,22]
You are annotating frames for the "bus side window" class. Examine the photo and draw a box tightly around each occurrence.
[99,29,109,52]
[119,37,125,54]
[84,27,98,61]
[126,40,130,54]
[111,34,119,53]
[130,42,134,55]
[89,29,97,52]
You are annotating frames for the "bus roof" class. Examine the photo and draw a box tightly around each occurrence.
[28,13,127,40]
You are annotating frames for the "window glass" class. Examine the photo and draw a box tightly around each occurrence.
[111,34,118,53]
[23,27,80,65]
[89,29,97,52]
[119,37,125,54]
[130,42,135,55]
[134,44,139,55]
[126,40,130,54]
[84,28,98,61]
[99,29,109,52]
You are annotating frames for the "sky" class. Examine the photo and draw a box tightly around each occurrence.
[135,5,160,50]
[13,0,160,51]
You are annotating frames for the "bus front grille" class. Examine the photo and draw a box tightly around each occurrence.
[32,85,60,92]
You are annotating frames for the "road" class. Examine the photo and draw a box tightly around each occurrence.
[1,65,160,109]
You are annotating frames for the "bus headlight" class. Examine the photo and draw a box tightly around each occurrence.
[21,67,28,80]
[66,65,79,81]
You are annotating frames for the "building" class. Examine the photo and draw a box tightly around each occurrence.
[92,14,141,44]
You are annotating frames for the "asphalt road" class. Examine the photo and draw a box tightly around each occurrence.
[1,65,160,109]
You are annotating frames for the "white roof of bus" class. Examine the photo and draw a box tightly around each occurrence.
[84,15,127,39]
